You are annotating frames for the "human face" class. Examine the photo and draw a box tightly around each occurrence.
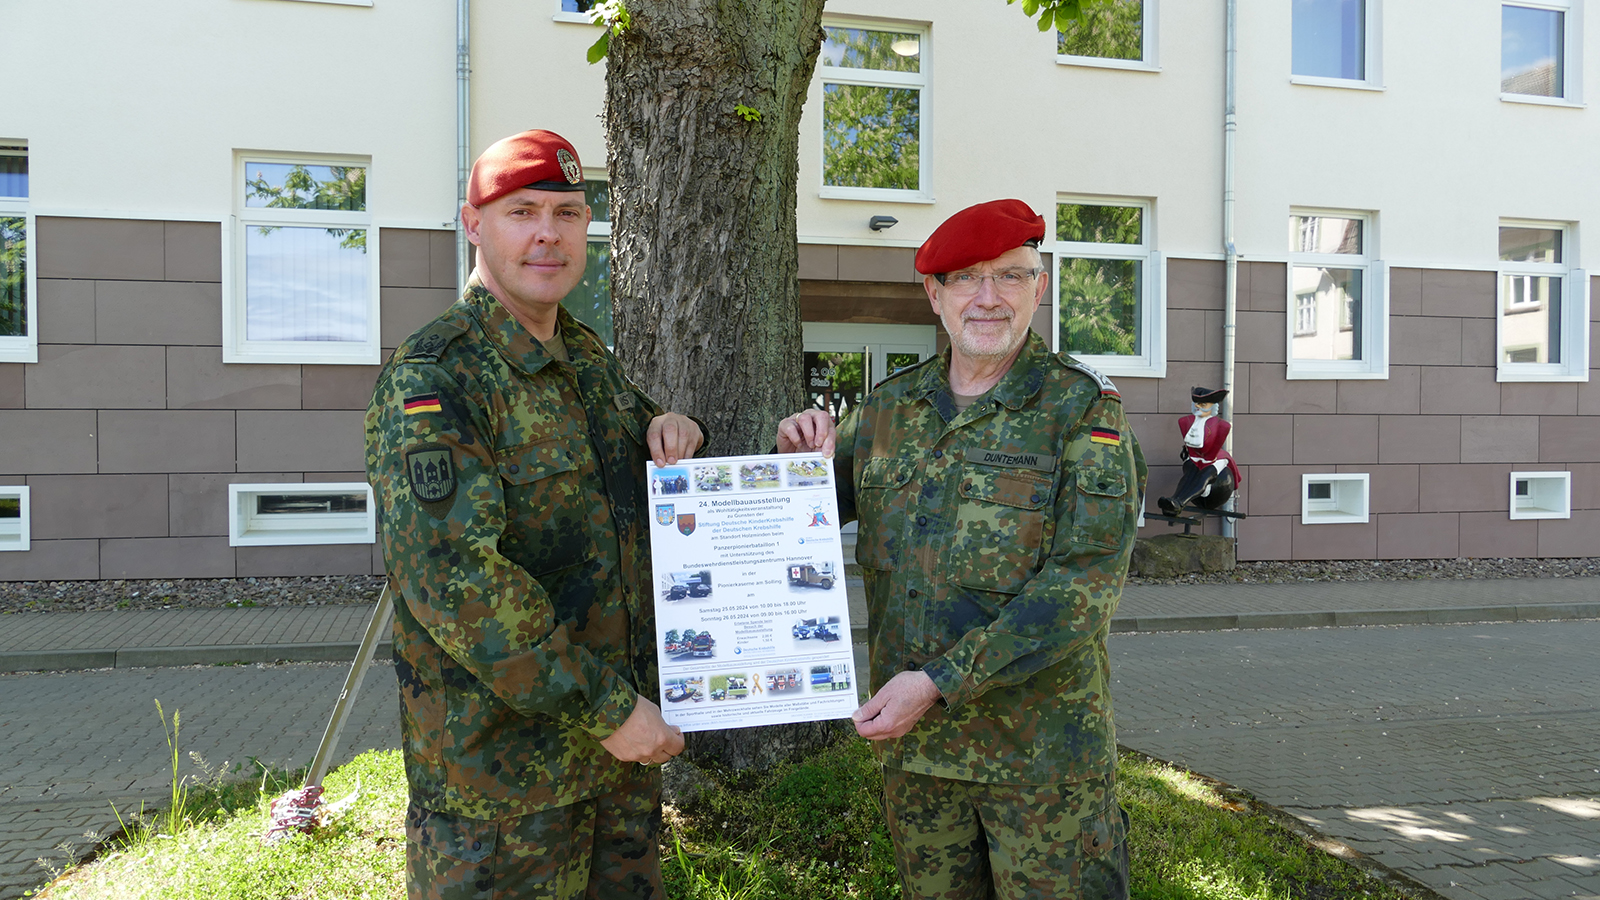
[924,245,1048,365]
[460,188,592,321]
[1193,400,1218,418]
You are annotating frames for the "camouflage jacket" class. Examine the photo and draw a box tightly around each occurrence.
[835,332,1147,785]
[365,283,666,819]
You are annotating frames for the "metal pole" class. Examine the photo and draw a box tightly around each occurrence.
[455,0,472,290]
[1221,0,1240,540]
[306,587,394,788]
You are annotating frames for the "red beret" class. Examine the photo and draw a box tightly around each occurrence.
[467,129,586,207]
[914,199,1047,275]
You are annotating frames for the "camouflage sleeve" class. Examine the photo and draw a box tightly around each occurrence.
[367,362,638,739]
[832,405,864,525]
[920,395,1141,712]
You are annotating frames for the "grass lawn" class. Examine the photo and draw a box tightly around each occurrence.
[35,738,1424,900]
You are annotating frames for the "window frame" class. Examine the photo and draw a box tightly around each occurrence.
[553,0,596,23]
[1285,208,1388,380]
[1055,0,1159,71]
[1496,218,1588,382]
[816,17,933,204]
[228,482,376,547]
[1508,470,1572,519]
[1290,0,1385,91]
[0,485,29,552]
[1500,0,1585,107]
[223,151,381,365]
[0,144,36,365]
[1301,473,1370,524]
[1049,197,1166,379]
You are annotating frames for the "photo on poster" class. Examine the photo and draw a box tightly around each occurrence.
[764,668,804,697]
[791,615,842,644]
[650,467,690,496]
[786,459,830,487]
[739,460,781,489]
[787,561,837,592]
[810,663,852,693]
[660,569,713,601]
[662,628,716,661]
[663,676,706,704]
[693,463,734,492]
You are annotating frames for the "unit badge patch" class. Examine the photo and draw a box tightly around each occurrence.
[656,504,675,526]
[677,514,696,536]
[406,446,456,504]
[557,148,583,185]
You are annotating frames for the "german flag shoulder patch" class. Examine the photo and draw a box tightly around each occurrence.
[1089,427,1122,447]
[404,393,443,415]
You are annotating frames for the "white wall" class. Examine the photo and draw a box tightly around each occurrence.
[2,0,458,227]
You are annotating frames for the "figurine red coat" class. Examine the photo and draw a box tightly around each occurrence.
[1177,413,1242,485]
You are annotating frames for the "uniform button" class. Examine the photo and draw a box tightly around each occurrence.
[908,588,919,598]
[508,464,520,474]
[1098,482,1109,490]
[472,841,481,851]
[933,449,943,459]
[1030,494,1041,504]
[905,661,920,671]
[916,515,927,526]
[962,481,971,490]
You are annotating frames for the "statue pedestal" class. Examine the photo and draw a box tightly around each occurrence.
[1130,533,1235,578]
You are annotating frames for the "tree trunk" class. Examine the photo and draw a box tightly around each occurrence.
[604,1,845,768]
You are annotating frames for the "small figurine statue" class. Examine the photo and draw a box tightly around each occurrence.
[1157,386,1241,516]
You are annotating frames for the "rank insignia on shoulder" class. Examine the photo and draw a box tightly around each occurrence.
[403,393,442,415]
[405,445,456,504]
[1089,427,1122,447]
[1064,359,1121,400]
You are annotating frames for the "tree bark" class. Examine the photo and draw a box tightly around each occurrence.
[604,1,845,768]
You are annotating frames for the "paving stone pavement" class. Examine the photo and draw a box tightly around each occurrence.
[1112,620,1600,900]
[0,661,399,900]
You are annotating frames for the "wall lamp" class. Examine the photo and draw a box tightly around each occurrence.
[868,215,899,231]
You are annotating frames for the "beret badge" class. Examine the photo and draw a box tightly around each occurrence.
[557,149,583,185]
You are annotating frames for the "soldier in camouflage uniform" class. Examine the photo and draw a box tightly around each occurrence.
[366,130,703,900]
[780,199,1147,899]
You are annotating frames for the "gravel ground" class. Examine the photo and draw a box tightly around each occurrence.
[4,556,1600,614]
[0,575,386,614]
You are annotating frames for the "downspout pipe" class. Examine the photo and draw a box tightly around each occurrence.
[1221,0,1239,539]
[456,0,472,289]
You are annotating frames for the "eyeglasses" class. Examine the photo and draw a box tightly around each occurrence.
[938,268,1043,297]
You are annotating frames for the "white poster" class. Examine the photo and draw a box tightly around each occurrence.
[646,452,858,732]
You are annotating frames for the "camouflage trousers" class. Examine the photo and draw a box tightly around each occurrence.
[406,763,664,900]
[882,768,1129,900]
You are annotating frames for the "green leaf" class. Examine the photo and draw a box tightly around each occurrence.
[1037,7,1055,31]
[586,30,610,65]
[1021,0,1040,16]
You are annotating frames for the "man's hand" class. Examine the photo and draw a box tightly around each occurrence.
[776,409,837,456]
[599,695,685,764]
[852,671,942,741]
[646,413,703,467]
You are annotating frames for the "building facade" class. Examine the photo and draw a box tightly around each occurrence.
[3,0,1598,579]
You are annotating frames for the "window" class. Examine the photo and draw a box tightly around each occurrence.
[1502,1,1582,104]
[556,178,613,345]
[1301,473,1369,524]
[1509,471,1572,519]
[0,145,34,364]
[1057,0,1157,70]
[1054,199,1165,378]
[819,20,929,201]
[0,486,28,552]
[554,0,596,23]
[1497,221,1587,380]
[225,153,379,364]
[1287,211,1387,379]
[228,483,375,547]
[1291,0,1383,88]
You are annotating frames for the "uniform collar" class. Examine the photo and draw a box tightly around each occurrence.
[915,332,1050,415]
[464,282,601,376]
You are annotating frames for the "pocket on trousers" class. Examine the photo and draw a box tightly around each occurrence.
[408,806,498,865]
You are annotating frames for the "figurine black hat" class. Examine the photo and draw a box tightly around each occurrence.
[1191,386,1228,404]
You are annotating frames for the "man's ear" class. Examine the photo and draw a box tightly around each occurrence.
[460,203,482,246]
[923,275,943,316]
